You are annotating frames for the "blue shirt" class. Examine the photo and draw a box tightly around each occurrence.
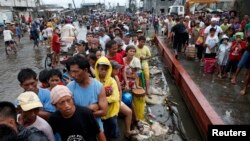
[38,88,56,113]
[16,26,21,36]
[67,78,103,130]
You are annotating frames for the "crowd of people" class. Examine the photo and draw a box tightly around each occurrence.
[0,12,155,141]
[156,12,250,95]
[1,9,250,141]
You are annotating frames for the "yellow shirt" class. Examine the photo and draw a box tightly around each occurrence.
[135,45,151,66]
[94,56,120,120]
[102,78,120,120]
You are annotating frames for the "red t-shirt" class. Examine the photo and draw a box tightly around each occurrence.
[229,41,246,60]
[241,20,247,30]
[52,33,60,54]
[117,50,126,57]
[106,53,124,80]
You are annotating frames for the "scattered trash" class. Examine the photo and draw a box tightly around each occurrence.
[149,87,164,95]
[146,95,165,105]
[150,66,162,75]
[151,122,169,136]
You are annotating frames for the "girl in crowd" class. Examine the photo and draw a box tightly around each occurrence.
[217,35,231,78]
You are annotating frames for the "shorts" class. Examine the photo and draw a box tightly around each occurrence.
[52,47,60,54]
[142,63,150,80]
[237,51,250,69]
[48,36,52,44]
[102,116,120,140]
[226,60,239,73]
[5,40,14,46]
[43,37,48,41]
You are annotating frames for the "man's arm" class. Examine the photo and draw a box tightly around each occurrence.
[38,110,51,121]
[97,131,107,141]
[93,87,108,117]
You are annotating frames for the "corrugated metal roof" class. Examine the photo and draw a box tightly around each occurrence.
[187,0,218,3]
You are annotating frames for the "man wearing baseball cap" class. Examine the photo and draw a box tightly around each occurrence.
[204,17,223,37]
[0,101,49,141]
[48,85,106,141]
[17,91,55,141]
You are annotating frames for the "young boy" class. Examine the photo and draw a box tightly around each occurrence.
[95,57,120,140]
[51,27,61,67]
[106,40,125,81]
[110,60,139,138]
[47,69,64,90]
[226,34,246,79]
[135,36,151,95]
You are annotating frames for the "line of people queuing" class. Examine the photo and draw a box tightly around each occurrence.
[0,13,155,141]
[159,12,250,95]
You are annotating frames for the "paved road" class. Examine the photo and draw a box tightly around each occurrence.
[0,23,87,102]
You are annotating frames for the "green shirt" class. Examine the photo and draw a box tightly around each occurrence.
[220,24,229,32]
[244,23,250,36]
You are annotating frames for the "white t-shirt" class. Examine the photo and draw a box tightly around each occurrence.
[199,21,205,28]
[61,24,76,38]
[17,115,55,141]
[46,27,53,37]
[42,29,47,37]
[204,25,223,36]
[99,34,111,50]
[3,30,13,41]
[205,35,219,54]
[29,116,55,141]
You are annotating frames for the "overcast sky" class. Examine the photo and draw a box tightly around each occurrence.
[42,0,131,8]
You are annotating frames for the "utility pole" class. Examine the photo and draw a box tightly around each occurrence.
[72,0,77,16]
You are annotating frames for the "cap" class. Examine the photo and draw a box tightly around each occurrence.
[110,61,122,69]
[125,32,131,37]
[136,29,143,33]
[211,18,217,22]
[17,91,43,111]
[76,40,86,46]
[114,37,123,46]
[114,27,121,31]
[98,27,105,32]
[51,85,72,104]
[221,35,229,40]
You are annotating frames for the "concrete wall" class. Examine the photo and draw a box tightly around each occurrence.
[143,0,175,15]
[0,0,35,7]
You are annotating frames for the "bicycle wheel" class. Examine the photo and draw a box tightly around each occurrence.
[5,46,14,55]
[45,54,52,69]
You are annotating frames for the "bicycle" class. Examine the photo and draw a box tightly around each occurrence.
[44,43,76,69]
[5,40,17,55]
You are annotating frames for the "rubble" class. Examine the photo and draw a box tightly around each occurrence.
[151,121,169,136]
[150,66,162,75]
[145,95,165,105]
[129,34,188,141]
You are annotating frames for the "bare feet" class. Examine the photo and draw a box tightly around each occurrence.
[125,130,139,138]
[240,89,247,95]
[231,78,236,85]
